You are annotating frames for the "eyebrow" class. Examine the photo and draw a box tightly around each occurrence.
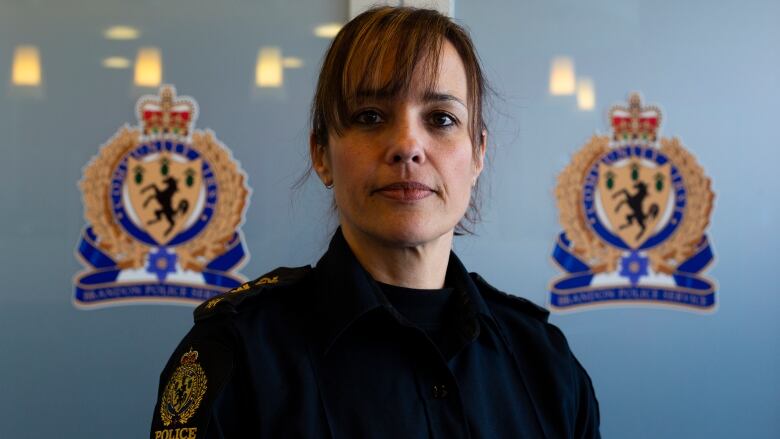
[421,91,466,108]
[354,89,466,108]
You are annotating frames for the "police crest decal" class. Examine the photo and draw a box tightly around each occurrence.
[74,86,250,307]
[550,93,716,311]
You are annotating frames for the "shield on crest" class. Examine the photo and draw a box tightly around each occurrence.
[597,159,672,249]
[126,153,203,245]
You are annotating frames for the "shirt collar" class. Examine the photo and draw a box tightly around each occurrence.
[313,228,497,357]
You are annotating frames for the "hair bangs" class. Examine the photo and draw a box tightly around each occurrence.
[323,8,447,138]
[347,37,441,102]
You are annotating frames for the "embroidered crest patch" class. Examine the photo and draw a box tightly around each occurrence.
[74,86,250,307]
[550,93,716,311]
[160,348,208,426]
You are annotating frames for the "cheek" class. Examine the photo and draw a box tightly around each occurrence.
[331,153,371,187]
[438,166,476,212]
[445,149,478,188]
[328,147,378,209]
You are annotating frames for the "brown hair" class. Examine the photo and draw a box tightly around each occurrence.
[310,6,488,233]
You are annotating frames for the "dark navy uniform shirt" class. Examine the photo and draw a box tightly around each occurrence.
[151,230,600,438]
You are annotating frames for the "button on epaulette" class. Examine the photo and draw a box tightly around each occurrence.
[470,273,550,321]
[194,266,312,322]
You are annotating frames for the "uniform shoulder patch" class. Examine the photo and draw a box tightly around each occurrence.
[159,348,208,426]
[195,265,312,321]
[151,338,234,438]
[470,273,550,322]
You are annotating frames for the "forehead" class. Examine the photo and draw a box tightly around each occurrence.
[429,42,468,100]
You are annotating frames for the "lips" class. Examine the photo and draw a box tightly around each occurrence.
[373,181,436,201]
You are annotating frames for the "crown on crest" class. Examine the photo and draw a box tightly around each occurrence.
[137,86,197,138]
[180,348,199,365]
[609,93,662,145]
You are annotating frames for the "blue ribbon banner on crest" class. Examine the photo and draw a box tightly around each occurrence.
[550,232,716,310]
[74,227,245,307]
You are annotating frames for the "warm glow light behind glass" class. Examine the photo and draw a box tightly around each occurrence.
[104,26,140,40]
[282,57,304,69]
[102,57,131,69]
[134,48,162,87]
[577,78,595,111]
[256,48,283,88]
[549,56,575,96]
[11,45,42,86]
[314,23,342,38]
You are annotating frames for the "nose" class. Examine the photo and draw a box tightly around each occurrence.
[384,116,426,165]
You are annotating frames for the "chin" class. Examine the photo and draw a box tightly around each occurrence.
[366,216,457,248]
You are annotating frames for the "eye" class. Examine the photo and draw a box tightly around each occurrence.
[428,112,457,128]
[352,109,384,125]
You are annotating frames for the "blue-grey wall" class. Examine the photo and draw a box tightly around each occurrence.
[1,0,777,437]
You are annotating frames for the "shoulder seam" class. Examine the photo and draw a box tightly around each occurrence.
[194,265,312,322]
[471,273,550,321]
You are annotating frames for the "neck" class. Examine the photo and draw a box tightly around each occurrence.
[340,226,453,290]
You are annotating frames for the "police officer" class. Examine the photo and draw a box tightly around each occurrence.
[151,6,600,438]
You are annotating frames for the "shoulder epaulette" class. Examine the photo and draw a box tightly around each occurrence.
[470,273,550,321]
[194,265,312,322]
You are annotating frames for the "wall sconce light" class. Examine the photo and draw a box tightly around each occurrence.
[11,45,42,86]
[549,56,575,96]
[282,57,304,69]
[255,47,283,88]
[313,23,342,38]
[577,77,595,111]
[134,47,162,87]
[104,26,140,40]
[102,56,131,69]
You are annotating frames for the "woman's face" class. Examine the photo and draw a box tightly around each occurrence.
[313,41,485,248]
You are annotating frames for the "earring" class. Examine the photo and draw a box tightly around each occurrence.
[324,180,334,189]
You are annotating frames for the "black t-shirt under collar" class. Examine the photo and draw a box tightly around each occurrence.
[378,281,454,355]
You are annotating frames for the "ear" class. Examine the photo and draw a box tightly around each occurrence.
[310,132,332,186]
[473,129,487,181]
